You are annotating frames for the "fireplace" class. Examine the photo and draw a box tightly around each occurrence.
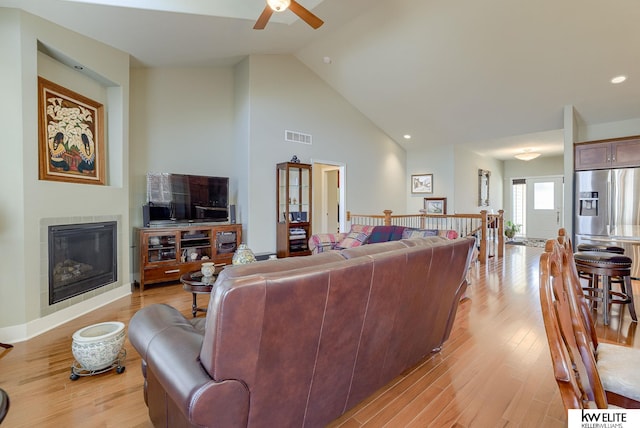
[48,221,117,305]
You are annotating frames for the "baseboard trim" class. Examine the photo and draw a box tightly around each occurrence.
[0,284,132,343]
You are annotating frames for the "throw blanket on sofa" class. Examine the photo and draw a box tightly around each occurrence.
[308,224,459,254]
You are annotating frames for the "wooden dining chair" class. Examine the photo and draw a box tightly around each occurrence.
[539,238,607,409]
[556,229,640,408]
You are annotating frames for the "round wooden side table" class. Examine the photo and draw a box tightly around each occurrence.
[180,266,224,317]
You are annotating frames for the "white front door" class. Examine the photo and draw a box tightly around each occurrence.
[525,176,564,239]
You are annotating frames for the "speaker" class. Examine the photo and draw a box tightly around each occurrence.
[230,204,236,224]
[142,204,150,227]
[142,204,151,227]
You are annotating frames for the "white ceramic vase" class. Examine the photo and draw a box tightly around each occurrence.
[201,262,215,277]
[232,244,256,265]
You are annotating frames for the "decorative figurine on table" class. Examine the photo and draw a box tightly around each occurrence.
[290,155,300,163]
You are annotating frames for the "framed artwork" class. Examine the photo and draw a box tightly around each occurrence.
[411,173,433,194]
[478,169,490,206]
[38,77,105,185]
[424,197,447,215]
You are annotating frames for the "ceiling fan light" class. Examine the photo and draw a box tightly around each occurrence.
[514,151,541,161]
[267,0,291,12]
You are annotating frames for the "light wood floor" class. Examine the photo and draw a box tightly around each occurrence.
[1,245,638,427]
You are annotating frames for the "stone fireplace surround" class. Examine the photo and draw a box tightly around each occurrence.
[40,215,126,318]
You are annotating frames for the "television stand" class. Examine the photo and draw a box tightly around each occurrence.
[135,223,241,292]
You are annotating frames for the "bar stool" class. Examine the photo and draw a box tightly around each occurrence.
[576,243,625,254]
[573,251,637,325]
[576,244,625,303]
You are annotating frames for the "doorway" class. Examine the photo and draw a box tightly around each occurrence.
[511,175,564,239]
[311,160,346,235]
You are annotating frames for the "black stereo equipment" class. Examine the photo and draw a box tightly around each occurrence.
[216,231,237,254]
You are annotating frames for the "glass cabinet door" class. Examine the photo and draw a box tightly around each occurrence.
[276,162,312,257]
[287,166,309,223]
[278,167,288,223]
[277,163,311,224]
[146,232,177,263]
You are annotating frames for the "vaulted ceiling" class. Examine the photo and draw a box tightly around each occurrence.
[4,0,640,159]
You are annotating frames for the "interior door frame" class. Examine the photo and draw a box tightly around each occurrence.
[311,159,347,233]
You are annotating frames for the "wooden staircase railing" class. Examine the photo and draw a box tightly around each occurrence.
[346,209,504,264]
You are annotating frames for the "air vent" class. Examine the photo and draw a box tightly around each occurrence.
[285,130,312,145]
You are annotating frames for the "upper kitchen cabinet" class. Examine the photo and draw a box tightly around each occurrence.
[575,136,640,170]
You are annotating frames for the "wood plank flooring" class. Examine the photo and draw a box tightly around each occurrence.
[0,244,638,427]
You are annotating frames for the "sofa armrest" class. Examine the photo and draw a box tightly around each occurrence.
[130,304,250,426]
[146,324,249,427]
[129,303,195,361]
[308,232,347,254]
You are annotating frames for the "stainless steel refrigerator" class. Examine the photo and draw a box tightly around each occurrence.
[575,168,640,278]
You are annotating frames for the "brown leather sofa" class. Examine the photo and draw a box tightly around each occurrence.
[129,236,475,427]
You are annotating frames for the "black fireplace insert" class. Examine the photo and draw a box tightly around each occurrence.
[48,221,117,304]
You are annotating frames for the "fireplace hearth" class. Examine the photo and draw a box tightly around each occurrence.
[48,221,117,304]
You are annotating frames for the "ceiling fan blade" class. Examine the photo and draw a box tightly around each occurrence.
[253,6,274,30]
[289,0,324,29]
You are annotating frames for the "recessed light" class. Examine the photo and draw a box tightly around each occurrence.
[403,134,411,140]
[611,75,627,84]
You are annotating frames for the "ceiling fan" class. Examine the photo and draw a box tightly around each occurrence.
[254,0,324,30]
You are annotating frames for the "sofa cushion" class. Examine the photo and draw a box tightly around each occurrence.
[438,230,459,239]
[337,225,375,249]
[367,225,406,244]
[308,233,347,254]
[402,228,459,240]
[402,228,439,239]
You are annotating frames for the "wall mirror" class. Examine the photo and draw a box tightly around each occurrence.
[478,169,490,206]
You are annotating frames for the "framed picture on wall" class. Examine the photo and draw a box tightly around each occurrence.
[424,197,447,215]
[411,173,433,194]
[38,77,105,185]
[478,169,490,206]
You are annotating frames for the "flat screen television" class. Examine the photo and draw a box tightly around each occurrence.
[145,173,229,225]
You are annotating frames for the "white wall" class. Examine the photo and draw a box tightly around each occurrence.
[128,55,406,255]
[244,55,406,252]
[406,144,503,216]
[578,117,640,143]
[0,8,130,340]
[406,144,456,214]
[0,8,26,330]
[453,147,504,214]
[129,67,237,229]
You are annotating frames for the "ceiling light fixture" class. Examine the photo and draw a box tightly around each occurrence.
[267,0,291,12]
[611,75,627,84]
[514,149,541,161]
[403,134,412,140]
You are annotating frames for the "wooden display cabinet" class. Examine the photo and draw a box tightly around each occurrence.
[276,162,312,257]
[136,223,241,291]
